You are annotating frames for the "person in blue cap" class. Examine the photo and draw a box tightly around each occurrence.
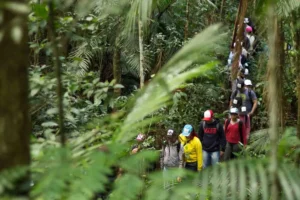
[180,124,203,172]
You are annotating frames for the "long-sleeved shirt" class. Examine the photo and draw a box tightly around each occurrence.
[183,137,203,171]
[198,120,226,152]
[160,141,183,169]
[225,120,246,145]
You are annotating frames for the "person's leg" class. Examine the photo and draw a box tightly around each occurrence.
[185,162,198,172]
[211,151,220,166]
[163,167,168,189]
[232,144,242,159]
[224,142,233,161]
[202,150,211,168]
[247,115,251,140]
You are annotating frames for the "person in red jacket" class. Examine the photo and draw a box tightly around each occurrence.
[224,107,246,161]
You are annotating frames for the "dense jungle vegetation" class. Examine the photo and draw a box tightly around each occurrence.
[1,0,300,199]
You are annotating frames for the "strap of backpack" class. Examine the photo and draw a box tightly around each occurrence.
[225,119,230,132]
[233,89,238,99]
[238,120,244,144]
[202,121,206,132]
[248,89,253,106]
[176,142,181,153]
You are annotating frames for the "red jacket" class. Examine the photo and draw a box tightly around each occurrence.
[225,120,247,145]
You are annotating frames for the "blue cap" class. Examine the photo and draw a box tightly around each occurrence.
[182,124,193,136]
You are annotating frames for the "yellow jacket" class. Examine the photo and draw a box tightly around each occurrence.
[179,134,203,171]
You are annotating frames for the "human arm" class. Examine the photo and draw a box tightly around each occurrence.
[198,122,204,143]
[160,147,164,170]
[178,144,184,168]
[249,99,258,116]
[196,139,203,171]
[218,123,226,152]
[248,91,258,116]
[241,121,247,146]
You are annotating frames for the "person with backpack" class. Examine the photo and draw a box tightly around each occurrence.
[244,17,256,34]
[131,133,145,154]
[160,129,183,170]
[181,124,203,172]
[224,107,247,161]
[198,110,226,168]
[245,26,256,54]
[230,79,258,140]
[160,129,183,188]
[232,68,249,91]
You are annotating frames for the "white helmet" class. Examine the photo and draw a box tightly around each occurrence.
[244,79,252,86]
[230,107,239,114]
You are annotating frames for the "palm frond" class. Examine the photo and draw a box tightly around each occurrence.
[145,159,300,200]
[255,0,300,18]
[125,0,157,34]
[277,0,300,17]
[69,42,93,75]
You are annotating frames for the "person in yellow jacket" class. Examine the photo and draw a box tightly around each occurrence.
[180,124,203,171]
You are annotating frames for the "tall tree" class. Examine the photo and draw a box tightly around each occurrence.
[0,0,30,195]
[267,2,280,199]
[231,0,248,89]
[291,8,300,164]
[48,0,66,146]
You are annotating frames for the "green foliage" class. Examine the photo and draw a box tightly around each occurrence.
[3,0,300,200]
[29,66,123,138]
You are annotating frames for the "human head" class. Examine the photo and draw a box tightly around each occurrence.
[238,69,245,78]
[246,26,253,33]
[230,107,239,120]
[244,79,252,89]
[181,124,195,141]
[166,129,178,143]
[236,79,245,92]
[136,133,145,143]
[203,110,214,123]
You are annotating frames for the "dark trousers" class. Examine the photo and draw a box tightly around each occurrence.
[185,162,198,172]
[224,142,241,161]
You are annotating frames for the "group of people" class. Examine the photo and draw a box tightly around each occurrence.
[160,109,243,173]
[227,17,256,74]
[159,17,259,174]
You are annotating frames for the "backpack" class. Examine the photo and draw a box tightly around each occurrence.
[225,119,244,144]
[232,89,254,107]
[162,142,181,154]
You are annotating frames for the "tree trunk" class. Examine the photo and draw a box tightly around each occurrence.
[0,0,30,196]
[219,0,226,20]
[184,0,190,40]
[278,20,285,130]
[267,3,279,200]
[291,9,300,164]
[231,1,242,49]
[48,1,66,146]
[113,39,122,95]
[138,19,145,88]
[231,0,248,89]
